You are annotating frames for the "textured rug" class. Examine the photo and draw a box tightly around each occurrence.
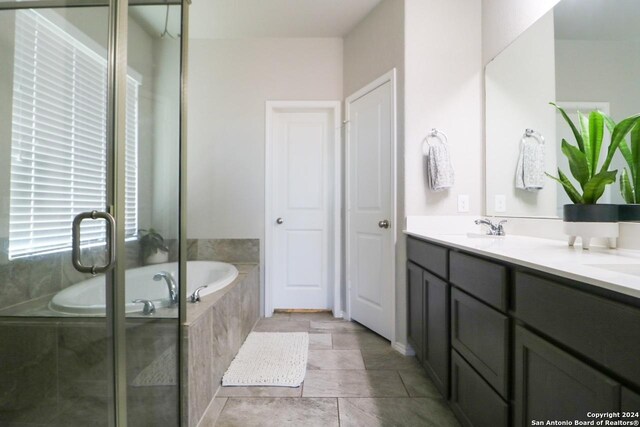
[222,332,309,387]
[131,345,177,387]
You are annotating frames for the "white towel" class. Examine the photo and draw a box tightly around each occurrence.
[515,136,545,191]
[426,139,455,191]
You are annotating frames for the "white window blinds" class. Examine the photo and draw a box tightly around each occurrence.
[9,10,139,259]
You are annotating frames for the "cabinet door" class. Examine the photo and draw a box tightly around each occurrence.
[407,262,424,361]
[515,325,620,426]
[424,269,450,398]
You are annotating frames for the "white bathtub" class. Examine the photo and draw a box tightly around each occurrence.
[48,261,239,316]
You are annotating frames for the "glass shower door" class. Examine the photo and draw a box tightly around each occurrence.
[0,1,184,426]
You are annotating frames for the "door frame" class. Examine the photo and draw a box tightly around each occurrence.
[344,69,397,343]
[264,100,342,317]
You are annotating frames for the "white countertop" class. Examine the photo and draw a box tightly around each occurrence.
[405,230,640,301]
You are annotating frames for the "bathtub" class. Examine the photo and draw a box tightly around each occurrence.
[49,261,239,316]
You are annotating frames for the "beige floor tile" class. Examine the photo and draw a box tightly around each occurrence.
[398,370,442,398]
[196,397,227,427]
[361,348,422,371]
[216,398,338,427]
[338,397,460,427]
[309,320,366,333]
[308,333,332,350]
[302,370,408,398]
[307,350,365,370]
[252,319,309,332]
[290,312,342,322]
[331,332,390,350]
[217,385,302,398]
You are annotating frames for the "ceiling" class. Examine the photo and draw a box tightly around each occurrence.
[188,0,383,39]
[554,0,640,42]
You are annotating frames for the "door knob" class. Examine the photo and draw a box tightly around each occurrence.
[378,219,390,229]
[276,218,284,225]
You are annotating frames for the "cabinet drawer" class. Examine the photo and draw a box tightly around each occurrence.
[451,288,509,397]
[451,350,509,427]
[515,272,640,388]
[450,251,508,311]
[407,237,448,279]
[515,325,620,426]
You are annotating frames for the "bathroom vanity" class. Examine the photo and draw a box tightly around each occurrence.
[405,232,640,427]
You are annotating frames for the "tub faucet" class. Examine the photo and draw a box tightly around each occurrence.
[190,285,208,303]
[475,218,507,236]
[153,271,178,305]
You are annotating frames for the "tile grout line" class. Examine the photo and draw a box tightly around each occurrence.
[396,370,412,397]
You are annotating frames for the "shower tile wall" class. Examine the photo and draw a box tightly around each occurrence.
[0,318,179,427]
[187,239,259,263]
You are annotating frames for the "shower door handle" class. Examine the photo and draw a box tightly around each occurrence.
[72,210,117,275]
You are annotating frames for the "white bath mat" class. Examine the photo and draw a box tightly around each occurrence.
[131,345,177,387]
[222,332,309,387]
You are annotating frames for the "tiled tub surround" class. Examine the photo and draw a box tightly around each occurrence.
[0,240,144,314]
[187,239,260,264]
[183,263,260,427]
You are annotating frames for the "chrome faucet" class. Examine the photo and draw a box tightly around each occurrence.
[153,271,178,305]
[190,285,208,303]
[133,299,156,315]
[475,218,507,236]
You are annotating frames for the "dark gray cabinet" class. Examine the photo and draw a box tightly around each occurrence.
[406,235,640,427]
[515,325,621,426]
[406,238,450,398]
[423,269,450,397]
[622,388,640,412]
[451,350,509,427]
[407,262,424,361]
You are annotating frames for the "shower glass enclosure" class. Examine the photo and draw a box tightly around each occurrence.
[0,1,187,425]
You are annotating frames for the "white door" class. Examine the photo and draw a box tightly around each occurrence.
[347,78,395,340]
[270,107,336,310]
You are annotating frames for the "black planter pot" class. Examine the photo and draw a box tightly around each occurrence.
[563,204,619,223]
[618,204,640,222]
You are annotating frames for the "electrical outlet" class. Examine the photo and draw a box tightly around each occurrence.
[457,195,470,213]
[495,195,507,213]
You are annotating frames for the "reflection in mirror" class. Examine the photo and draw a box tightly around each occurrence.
[485,0,639,218]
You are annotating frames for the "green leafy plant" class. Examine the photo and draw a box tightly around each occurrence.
[547,103,640,204]
[615,116,640,203]
[138,228,169,260]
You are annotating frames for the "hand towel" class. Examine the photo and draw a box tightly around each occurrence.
[515,133,545,191]
[426,138,455,191]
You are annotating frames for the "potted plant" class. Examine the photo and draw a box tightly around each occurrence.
[547,103,640,249]
[615,115,640,221]
[138,228,170,265]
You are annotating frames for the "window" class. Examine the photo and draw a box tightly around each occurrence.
[9,10,139,259]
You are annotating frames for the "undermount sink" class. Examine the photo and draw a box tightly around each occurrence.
[466,232,506,239]
[587,264,640,277]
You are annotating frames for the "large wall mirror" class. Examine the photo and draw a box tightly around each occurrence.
[485,0,639,218]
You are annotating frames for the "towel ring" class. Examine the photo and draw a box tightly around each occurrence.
[522,128,545,145]
[422,128,448,155]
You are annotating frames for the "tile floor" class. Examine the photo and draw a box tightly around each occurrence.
[199,312,460,426]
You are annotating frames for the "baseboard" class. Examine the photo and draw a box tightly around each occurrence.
[333,310,345,319]
[392,341,415,356]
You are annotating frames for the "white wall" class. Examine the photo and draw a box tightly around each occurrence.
[485,11,557,217]
[343,0,406,344]
[482,0,561,64]
[186,38,343,311]
[404,0,483,216]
